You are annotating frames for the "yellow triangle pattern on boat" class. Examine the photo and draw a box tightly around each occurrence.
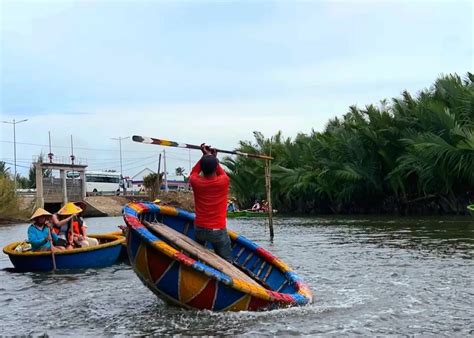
[135,244,153,283]
[225,295,251,311]
[179,265,211,303]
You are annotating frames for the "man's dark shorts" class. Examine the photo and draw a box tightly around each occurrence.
[194,226,232,261]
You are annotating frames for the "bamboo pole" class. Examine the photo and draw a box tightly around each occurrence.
[265,159,274,240]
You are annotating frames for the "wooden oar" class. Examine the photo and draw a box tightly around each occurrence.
[132,135,274,160]
[47,224,57,271]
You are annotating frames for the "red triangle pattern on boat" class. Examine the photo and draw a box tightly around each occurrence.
[147,246,174,283]
[186,279,217,309]
[248,296,271,311]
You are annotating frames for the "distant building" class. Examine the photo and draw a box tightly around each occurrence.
[129,169,190,193]
[162,176,190,192]
[130,168,155,193]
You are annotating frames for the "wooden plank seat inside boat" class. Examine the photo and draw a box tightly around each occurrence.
[145,220,262,288]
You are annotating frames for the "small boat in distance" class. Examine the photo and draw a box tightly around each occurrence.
[227,210,268,218]
[123,201,312,311]
[227,210,278,218]
[3,233,125,272]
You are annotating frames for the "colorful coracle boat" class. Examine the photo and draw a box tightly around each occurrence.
[104,229,128,262]
[468,205,474,212]
[3,233,125,272]
[123,201,312,311]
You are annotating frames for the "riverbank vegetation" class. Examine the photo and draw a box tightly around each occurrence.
[0,164,28,222]
[223,73,474,215]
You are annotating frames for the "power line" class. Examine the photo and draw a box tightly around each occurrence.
[0,139,207,155]
[0,160,30,169]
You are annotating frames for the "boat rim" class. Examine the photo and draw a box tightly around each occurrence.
[3,233,125,257]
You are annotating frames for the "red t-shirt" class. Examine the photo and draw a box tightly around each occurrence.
[189,159,230,229]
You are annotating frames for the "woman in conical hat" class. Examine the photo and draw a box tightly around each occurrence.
[27,208,65,252]
[58,202,83,216]
[54,202,98,248]
[51,202,81,250]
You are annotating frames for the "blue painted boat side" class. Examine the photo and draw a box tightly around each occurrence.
[3,234,125,272]
[8,244,122,271]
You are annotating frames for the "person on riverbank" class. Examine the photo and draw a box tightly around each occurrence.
[27,208,65,252]
[189,143,232,261]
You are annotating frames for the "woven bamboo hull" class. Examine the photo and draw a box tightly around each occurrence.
[124,202,312,311]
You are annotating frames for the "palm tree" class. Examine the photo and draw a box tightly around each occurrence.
[223,72,473,214]
[0,161,10,177]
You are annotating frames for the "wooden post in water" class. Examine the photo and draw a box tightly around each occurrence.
[264,159,274,240]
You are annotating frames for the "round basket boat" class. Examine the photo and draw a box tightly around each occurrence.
[124,201,313,311]
[3,233,125,272]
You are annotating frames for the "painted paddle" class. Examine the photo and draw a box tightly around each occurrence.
[132,135,274,160]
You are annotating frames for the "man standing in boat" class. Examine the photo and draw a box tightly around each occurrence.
[189,143,232,261]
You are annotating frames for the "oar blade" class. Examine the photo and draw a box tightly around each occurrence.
[132,134,273,159]
[132,135,146,143]
[132,135,157,144]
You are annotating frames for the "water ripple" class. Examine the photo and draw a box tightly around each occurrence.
[0,216,473,335]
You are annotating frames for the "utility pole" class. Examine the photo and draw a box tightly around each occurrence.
[48,131,54,163]
[265,159,274,240]
[111,136,130,194]
[163,149,168,192]
[157,153,162,174]
[188,149,191,173]
[1,118,28,193]
[157,153,162,195]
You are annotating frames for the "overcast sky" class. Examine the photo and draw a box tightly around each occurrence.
[1,0,472,178]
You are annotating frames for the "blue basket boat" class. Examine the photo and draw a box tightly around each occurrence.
[123,201,313,311]
[3,233,125,272]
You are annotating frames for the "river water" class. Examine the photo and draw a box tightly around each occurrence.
[0,215,473,335]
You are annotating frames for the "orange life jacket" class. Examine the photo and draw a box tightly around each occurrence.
[70,218,84,236]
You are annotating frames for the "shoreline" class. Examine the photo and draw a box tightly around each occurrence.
[2,192,471,226]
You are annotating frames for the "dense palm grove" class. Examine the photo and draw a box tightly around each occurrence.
[223,73,474,215]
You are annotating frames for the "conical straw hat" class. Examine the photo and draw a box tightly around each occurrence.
[73,201,87,212]
[30,208,52,220]
[58,202,83,215]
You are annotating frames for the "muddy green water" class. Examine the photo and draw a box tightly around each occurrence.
[0,216,473,335]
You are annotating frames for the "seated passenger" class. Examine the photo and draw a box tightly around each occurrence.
[55,202,99,248]
[227,200,237,212]
[72,201,99,247]
[261,200,269,213]
[52,209,75,250]
[27,208,65,252]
